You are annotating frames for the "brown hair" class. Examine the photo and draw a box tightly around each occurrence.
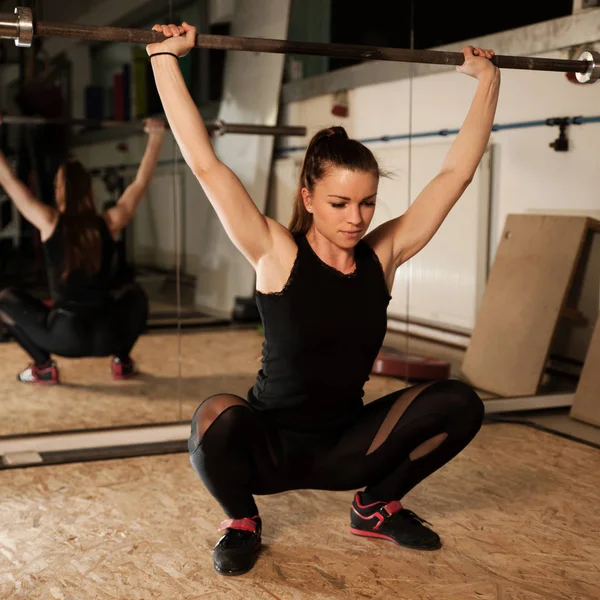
[59,161,102,282]
[288,126,381,235]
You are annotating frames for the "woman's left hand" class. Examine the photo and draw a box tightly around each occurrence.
[456,46,498,80]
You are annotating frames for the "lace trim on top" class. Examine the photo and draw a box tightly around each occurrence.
[256,234,380,297]
[256,246,301,298]
[301,236,358,279]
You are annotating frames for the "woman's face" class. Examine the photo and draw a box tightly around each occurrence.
[302,167,378,248]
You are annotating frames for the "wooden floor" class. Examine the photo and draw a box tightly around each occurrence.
[0,328,408,437]
[1,422,598,599]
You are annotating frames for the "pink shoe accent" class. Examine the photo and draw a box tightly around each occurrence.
[111,359,139,380]
[112,370,135,381]
[218,517,258,533]
[354,492,403,512]
[350,527,397,543]
[352,508,389,530]
[354,492,384,509]
[383,500,403,516]
[352,495,404,530]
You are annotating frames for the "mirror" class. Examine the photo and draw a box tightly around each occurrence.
[0,27,187,438]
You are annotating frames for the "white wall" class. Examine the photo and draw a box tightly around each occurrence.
[281,45,600,257]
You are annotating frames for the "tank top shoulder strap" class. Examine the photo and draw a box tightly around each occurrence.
[356,238,391,297]
[293,232,307,248]
[355,238,375,261]
[42,212,63,247]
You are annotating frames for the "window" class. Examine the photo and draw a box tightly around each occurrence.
[327,0,573,72]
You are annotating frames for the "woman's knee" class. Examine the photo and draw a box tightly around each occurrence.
[188,393,250,453]
[428,379,484,431]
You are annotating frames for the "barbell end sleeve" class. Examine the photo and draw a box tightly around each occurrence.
[14,6,33,48]
[575,50,600,84]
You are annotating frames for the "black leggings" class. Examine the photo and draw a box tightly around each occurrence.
[189,380,485,519]
[0,284,148,365]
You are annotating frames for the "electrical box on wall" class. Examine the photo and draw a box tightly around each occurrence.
[582,0,600,8]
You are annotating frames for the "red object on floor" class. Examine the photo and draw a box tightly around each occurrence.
[371,346,451,381]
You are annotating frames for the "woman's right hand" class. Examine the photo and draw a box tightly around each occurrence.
[143,117,166,136]
[146,22,197,58]
[456,46,498,80]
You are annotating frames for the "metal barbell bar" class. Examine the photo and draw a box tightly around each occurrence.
[0,114,306,137]
[2,6,600,83]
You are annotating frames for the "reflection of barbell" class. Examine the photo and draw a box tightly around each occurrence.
[0,114,306,137]
[2,6,600,83]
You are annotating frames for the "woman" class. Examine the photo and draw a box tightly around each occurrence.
[0,118,166,384]
[147,23,500,576]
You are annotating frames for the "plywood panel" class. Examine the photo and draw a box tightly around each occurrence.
[543,219,600,365]
[570,313,600,427]
[0,424,599,599]
[461,214,589,396]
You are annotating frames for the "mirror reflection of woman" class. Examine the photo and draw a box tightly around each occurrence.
[0,118,166,384]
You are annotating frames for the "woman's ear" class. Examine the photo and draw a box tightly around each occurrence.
[301,187,313,213]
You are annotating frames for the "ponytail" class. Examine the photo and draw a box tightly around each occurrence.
[288,126,380,235]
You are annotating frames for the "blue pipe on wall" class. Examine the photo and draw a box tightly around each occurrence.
[274,115,600,156]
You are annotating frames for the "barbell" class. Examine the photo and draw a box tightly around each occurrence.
[1,7,599,83]
[0,114,306,137]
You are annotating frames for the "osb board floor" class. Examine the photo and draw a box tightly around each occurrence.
[0,328,408,437]
[499,408,600,449]
[0,332,184,437]
[1,424,599,599]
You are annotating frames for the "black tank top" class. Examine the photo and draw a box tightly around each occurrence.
[43,214,115,311]
[248,234,391,433]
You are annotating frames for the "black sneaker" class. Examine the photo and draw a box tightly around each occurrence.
[213,516,262,576]
[350,492,441,550]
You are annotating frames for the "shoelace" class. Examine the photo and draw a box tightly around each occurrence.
[393,508,433,528]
